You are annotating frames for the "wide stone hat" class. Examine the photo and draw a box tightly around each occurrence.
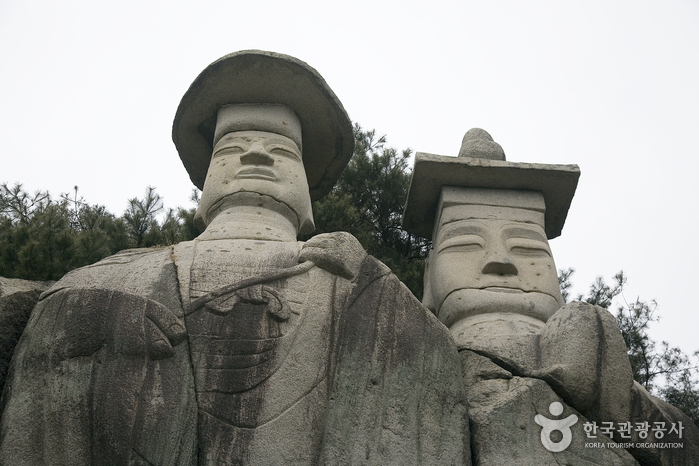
[402,128,581,240]
[173,50,354,201]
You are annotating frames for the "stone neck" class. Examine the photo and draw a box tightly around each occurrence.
[197,204,298,242]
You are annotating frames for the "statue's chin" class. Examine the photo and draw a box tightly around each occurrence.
[437,288,561,328]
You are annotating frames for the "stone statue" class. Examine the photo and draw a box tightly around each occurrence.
[403,128,699,465]
[0,51,468,465]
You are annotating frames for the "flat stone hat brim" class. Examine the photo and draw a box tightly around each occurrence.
[402,153,581,240]
[172,50,354,202]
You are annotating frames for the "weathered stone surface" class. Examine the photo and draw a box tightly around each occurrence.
[536,302,635,422]
[406,128,699,465]
[0,50,470,465]
[458,128,506,160]
[1,242,469,465]
[0,277,52,393]
[461,350,639,465]
[626,383,699,465]
[452,313,544,373]
[423,186,564,331]
[0,250,198,465]
[463,302,699,465]
[299,231,368,279]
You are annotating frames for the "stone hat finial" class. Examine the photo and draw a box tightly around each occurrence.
[458,128,506,161]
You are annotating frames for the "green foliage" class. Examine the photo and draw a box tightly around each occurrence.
[0,183,201,280]
[123,186,164,248]
[660,370,699,424]
[557,267,574,303]
[305,124,430,298]
[561,268,699,425]
[1,183,74,280]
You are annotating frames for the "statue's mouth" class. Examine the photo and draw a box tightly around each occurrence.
[236,167,277,180]
[481,287,524,294]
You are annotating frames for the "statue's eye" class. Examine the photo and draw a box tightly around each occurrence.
[213,145,245,157]
[508,239,551,257]
[268,146,300,159]
[437,235,485,253]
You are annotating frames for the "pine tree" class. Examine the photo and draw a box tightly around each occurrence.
[306,124,429,297]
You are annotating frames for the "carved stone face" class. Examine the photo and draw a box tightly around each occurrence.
[197,130,314,232]
[426,192,564,328]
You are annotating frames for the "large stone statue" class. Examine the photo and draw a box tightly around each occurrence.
[0,51,468,465]
[403,128,699,465]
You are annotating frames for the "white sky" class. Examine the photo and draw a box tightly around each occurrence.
[2,0,698,357]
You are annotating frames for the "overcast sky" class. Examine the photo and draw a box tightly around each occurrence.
[2,0,698,358]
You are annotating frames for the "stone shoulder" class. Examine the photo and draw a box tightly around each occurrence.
[41,245,183,313]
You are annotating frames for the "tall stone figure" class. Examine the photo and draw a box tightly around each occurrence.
[403,128,699,465]
[0,51,469,465]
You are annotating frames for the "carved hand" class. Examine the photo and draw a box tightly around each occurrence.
[531,302,634,421]
[299,231,367,279]
[48,288,187,360]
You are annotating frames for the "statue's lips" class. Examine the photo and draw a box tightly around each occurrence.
[236,167,277,180]
[480,287,525,294]
[439,288,561,327]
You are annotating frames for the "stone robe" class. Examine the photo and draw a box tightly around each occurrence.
[459,302,699,466]
[0,237,469,465]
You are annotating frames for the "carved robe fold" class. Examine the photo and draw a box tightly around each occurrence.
[0,239,469,465]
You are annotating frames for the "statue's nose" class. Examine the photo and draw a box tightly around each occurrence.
[482,257,518,276]
[240,144,274,166]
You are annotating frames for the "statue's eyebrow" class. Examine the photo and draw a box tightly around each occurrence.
[212,137,250,154]
[437,221,487,245]
[503,226,548,242]
[265,142,302,159]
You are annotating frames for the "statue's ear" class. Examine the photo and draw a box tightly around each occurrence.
[422,250,436,314]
